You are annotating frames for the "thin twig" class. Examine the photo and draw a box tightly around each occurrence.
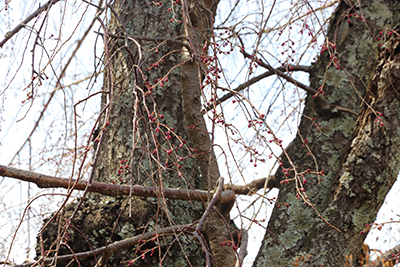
[0,0,62,48]
[192,231,212,267]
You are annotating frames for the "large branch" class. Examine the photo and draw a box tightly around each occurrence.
[0,165,235,204]
[0,165,278,200]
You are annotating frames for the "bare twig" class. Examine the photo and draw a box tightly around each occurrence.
[0,0,62,48]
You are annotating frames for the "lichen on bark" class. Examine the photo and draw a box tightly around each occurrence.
[254,0,400,266]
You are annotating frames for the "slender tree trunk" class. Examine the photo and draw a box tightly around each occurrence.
[254,1,400,266]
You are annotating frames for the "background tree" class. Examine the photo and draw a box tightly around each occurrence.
[1,0,400,267]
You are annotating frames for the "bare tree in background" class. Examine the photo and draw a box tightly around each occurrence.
[1,0,400,266]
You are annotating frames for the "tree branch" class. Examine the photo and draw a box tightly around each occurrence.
[0,0,62,48]
[0,165,235,204]
[235,37,332,108]
[224,176,279,194]
[192,178,224,267]
[237,41,358,116]
[203,66,310,113]
[0,165,278,202]
[196,177,224,231]
[13,224,194,267]
[239,50,330,110]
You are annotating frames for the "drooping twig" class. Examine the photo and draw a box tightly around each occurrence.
[192,231,212,267]
[8,6,104,165]
[0,0,62,48]
[0,164,235,204]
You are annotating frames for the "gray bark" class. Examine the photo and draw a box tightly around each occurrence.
[254,0,400,266]
[35,0,236,266]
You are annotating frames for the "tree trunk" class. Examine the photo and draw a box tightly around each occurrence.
[36,0,236,266]
[254,1,400,266]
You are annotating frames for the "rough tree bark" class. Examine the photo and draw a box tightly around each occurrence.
[254,0,400,266]
[35,0,236,266]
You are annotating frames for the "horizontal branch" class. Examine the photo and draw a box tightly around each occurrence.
[14,224,193,267]
[0,0,61,48]
[0,165,279,204]
[0,165,235,204]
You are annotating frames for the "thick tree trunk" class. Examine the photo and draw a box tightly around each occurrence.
[36,0,236,266]
[254,1,400,266]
